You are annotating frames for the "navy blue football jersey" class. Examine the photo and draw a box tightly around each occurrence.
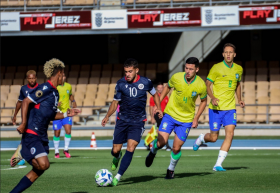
[25,81,59,141]
[114,75,156,123]
[18,83,39,101]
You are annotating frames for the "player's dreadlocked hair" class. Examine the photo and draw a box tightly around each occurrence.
[124,58,138,69]
[43,58,65,79]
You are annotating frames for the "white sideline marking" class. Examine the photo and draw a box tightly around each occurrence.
[1,166,27,170]
[1,147,280,151]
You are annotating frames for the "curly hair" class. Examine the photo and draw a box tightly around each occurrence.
[43,58,65,79]
[26,70,36,77]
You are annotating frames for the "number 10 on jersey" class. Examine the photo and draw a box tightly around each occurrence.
[129,87,137,97]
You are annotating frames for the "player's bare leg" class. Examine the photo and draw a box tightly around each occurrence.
[145,131,169,167]
[54,129,61,158]
[166,134,184,179]
[63,124,72,158]
[193,131,219,151]
[111,144,123,171]
[10,144,23,167]
[212,125,235,171]
[10,156,50,193]
[112,139,138,186]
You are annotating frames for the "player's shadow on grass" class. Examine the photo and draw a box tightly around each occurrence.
[71,192,88,193]
[174,172,213,178]
[223,167,249,171]
[119,175,156,185]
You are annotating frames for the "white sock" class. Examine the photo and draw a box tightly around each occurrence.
[195,133,205,146]
[115,173,122,181]
[215,150,228,167]
[168,151,181,171]
[64,134,71,151]
[54,140,60,154]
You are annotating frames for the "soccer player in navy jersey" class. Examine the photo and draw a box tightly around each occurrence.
[10,59,80,193]
[11,70,39,166]
[101,58,163,186]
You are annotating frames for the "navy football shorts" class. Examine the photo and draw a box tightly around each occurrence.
[113,119,145,144]
[21,133,49,166]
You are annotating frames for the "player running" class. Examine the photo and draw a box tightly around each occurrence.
[193,43,245,171]
[148,82,171,151]
[10,59,80,193]
[101,58,163,186]
[145,57,207,179]
[53,74,77,158]
[10,70,39,167]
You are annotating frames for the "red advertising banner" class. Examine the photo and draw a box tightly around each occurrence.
[239,5,280,25]
[20,11,91,31]
[127,8,201,28]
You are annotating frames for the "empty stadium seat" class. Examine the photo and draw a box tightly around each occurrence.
[236,106,244,122]
[68,71,79,78]
[94,98,106,106]
[71,65,80,72]
[81,65,91,71]
[6,66,17,73]
[256,81,269,98]
[101,70,112,77]
[1,66,5,73]
[102,64,112,71]
[89,77,100,84]
[2,79,12,85]
[92,64,102,71]
[5,73,14,79]
[13,79,23,85]
[83,98,94,106]
[1,85,10,94]
[270,74,280,81]
[80,108,93,116]
[37,72,45,79]
[17,66,27,73]
[76,84,87,93]
[37,78,45,84]
[138,63,146,76]
[0,109,13,125]
[111,77,119,83]
[5,99,17,108]
[27,65,38,71]
[112,71,122,77]
[80,71,90,78]
[78,78,88,84]
[100,77,110,84]
[243,106,257,123]
[10,85,21,93]
[269,106,280,122]
[270,81,280,90]
[91,71,101,78]
[67,78,78,85]
[113,64,123,71]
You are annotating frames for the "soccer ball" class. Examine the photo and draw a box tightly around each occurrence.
[95,169,113,187]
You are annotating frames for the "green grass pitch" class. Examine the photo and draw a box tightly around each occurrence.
[1,150,280,193]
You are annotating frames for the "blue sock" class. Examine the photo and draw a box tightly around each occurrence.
[10,176,33,193]
[117,150,134,175]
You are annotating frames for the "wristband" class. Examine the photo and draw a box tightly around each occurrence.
[72,100,76,102]
[63,112,68,118]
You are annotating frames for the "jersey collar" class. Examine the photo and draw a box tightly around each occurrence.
[47,80,57,90]
[184,74,196,85]
[125,75,140,83]
[223,60,234,68]
[27,83,38,89]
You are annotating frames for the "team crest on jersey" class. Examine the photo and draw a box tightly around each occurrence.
[191,91,197,97]
[125,84,128,88]
[138,84,144,90]
[30,147,36,155]
[235,73,239,79]
[54,124,57,129]
[213,122,218,129]
[67,90,70,94]
[35,90,43,98]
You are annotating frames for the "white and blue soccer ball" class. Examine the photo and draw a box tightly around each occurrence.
[95,169,113,187]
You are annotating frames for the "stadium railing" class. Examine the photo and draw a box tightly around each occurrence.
[0,0,278,11]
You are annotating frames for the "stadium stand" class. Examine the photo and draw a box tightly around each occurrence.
[1,61,280,125]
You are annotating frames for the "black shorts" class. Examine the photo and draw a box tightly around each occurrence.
[21,133,49,166]
[113,119,145,144]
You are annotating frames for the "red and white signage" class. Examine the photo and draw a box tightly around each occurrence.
[20,11,91,31]
[127,8,201,28]
[239,5,280,25]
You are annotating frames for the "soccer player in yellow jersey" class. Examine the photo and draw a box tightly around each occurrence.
[53,74,77,158]
[193,43,245,172]
[145,57,207,179]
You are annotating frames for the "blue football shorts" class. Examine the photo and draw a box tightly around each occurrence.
[158,114,192,142]
[209,109,237,131]
[113,119,145,144]
[21,133,49,166]
[53,117,73,130]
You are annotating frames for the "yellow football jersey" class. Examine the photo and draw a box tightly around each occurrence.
[57,82,72,113]
[207,61,243,110]
[164,72,207,123]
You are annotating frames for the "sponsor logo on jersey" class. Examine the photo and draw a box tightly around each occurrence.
[125,84,128,88]
[138,84,144,90]
[30,147,36,155]
[43,86,48,90]
[35,127,38,130]
[235,73,239,79]
[213,122,218,129]
[35,90,43,98]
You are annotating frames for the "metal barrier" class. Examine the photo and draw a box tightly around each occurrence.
[1,0,279,11]
[1,104,280,125]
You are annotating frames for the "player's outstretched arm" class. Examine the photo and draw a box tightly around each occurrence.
[17,98,33,134]
[160,85,170,102]
[70,94,77,108]
[236,82,245,108]
[101,100,119,127]
[152,93,163,119]
[54,109,81,120]
[192,97,207,128]
[206,80,219,106]
[12,101,22,125]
